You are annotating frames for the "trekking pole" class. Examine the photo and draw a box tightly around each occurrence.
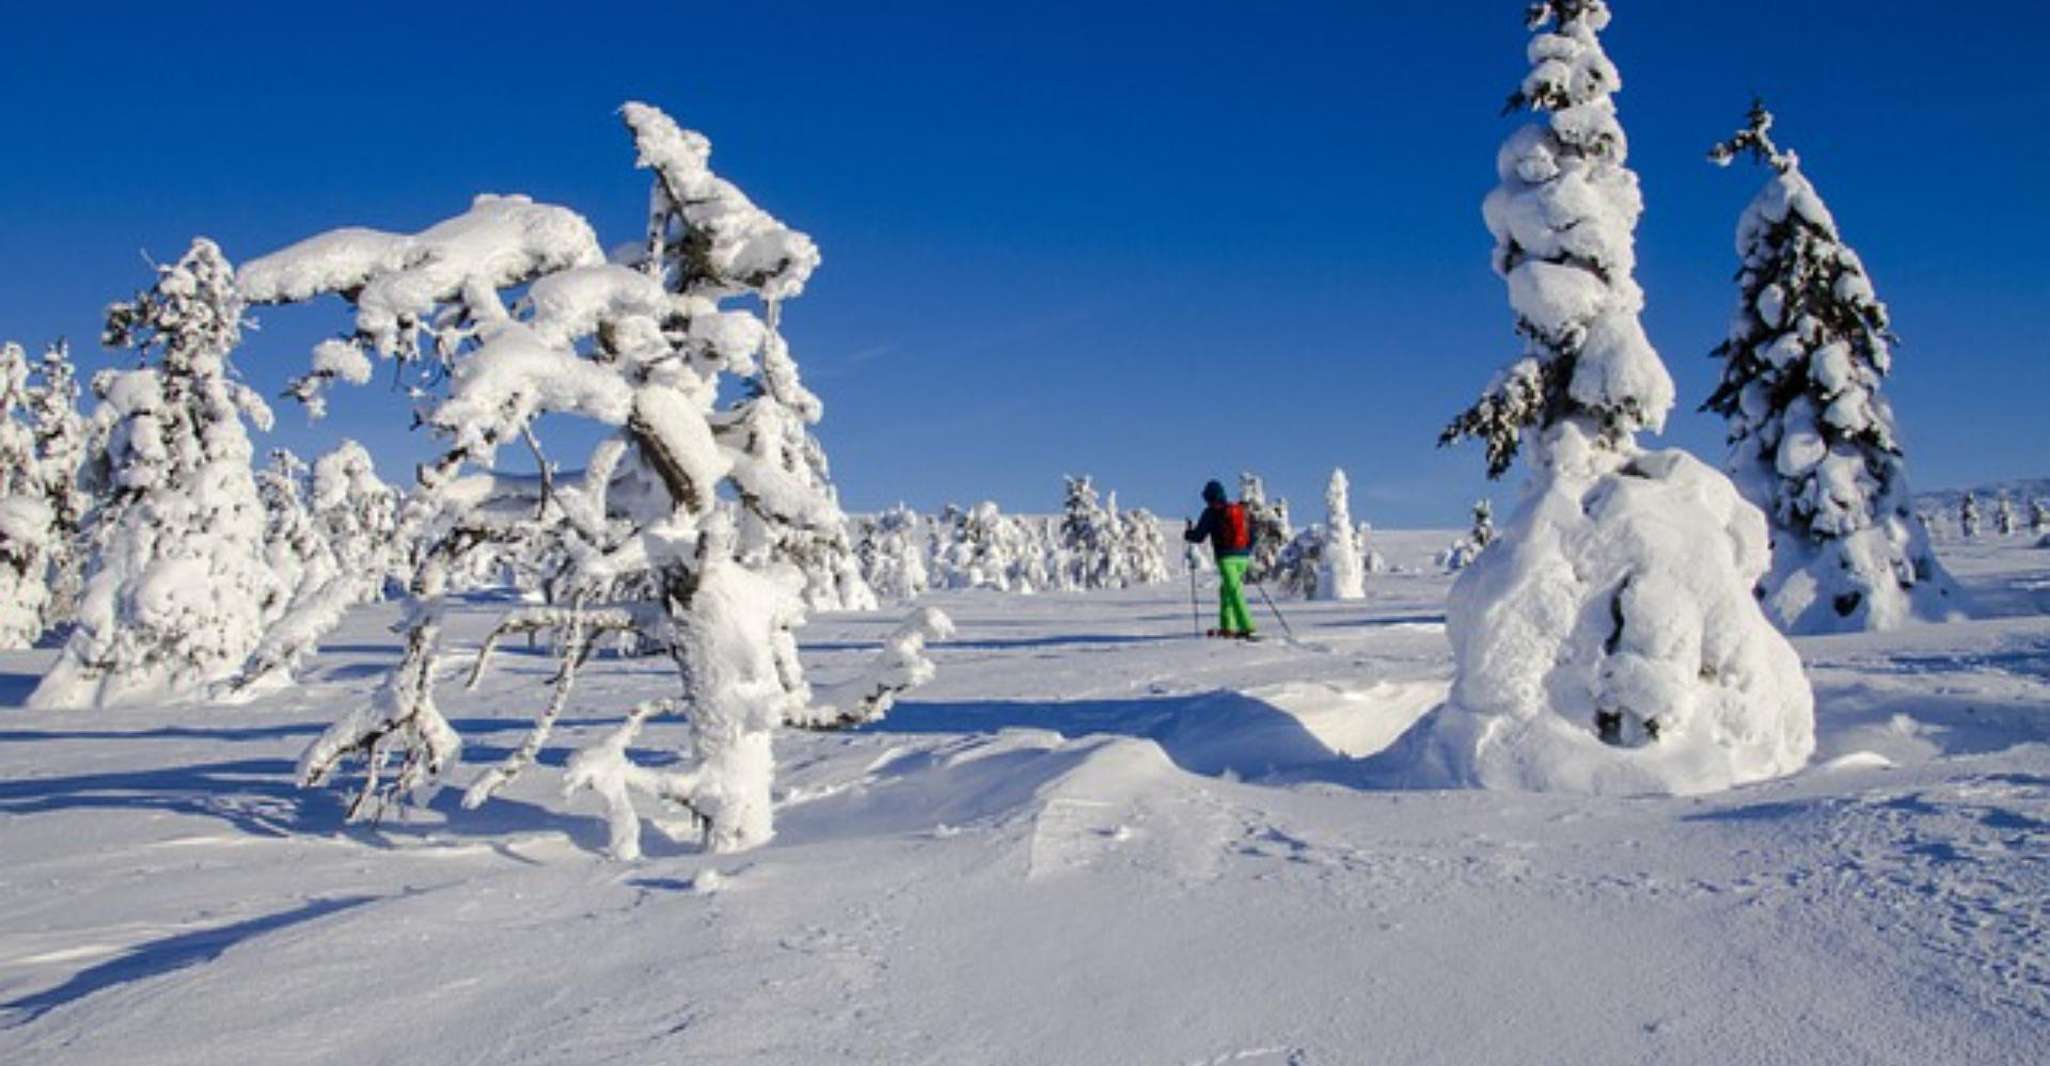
[1185,544,1202,637]
[1253,580,1298,642]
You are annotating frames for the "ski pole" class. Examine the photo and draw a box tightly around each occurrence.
[1253,580,1297,641]
[1187,547,1202,637]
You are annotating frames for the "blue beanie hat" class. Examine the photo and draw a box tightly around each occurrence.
[1201,480,1226,504]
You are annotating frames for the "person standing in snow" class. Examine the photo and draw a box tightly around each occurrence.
[1185,479,1257,639]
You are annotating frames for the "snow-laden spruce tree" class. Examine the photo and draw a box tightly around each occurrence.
[1471,498,1497,548]
[1993,495,2018,538]
[1117,506,1172,586]
[935,500,1033,591]
[856,504,930,603]
[255,449,340,606]
[1059,475,1117,589]
[1704,101,1960,632]
[0,343,55,647]
[1275,527,1324,598]
[250,103,943,854]
[1014,512,1057,592]
[220,442,402,698]
[30,240,286,708]
[1397,2,1813,794]
[2031,499,2050,536]
[12,342,91,635]
[310,440,402,597]
[1317,468,1366,601]
[1959,492,1982,539]
[1238,472,1292,582]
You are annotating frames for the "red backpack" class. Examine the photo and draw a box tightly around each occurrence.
[1218,502,1251,552]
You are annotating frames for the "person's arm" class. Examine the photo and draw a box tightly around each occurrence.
[1184,508,1215,544]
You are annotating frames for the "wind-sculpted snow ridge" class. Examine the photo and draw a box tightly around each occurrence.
[1388,436,1815,793]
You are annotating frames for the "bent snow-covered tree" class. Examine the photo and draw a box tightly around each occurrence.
[30,240,285,708]
[248,102,941,855]
[1393,2,1813,795]
[1704,101,1960,633]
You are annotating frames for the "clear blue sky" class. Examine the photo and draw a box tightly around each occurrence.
[2,1,2043,526]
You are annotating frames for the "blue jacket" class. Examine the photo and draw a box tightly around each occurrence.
[1185,502,1253,560]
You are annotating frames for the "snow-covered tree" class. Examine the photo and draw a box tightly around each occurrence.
[1275,527,1324,598]
[1438,500,1498,572]
[1116,506,1172,586]
[310,440,403,596]
[1704,101,1960,632]
[1239,472,1292,582]
[30,240,285,708]
[1058,475,1116,589]
[1993,495,2018,538]
[2031,499,2049,536]
[1959,492,1982,539]
[218,442,406,698]
[934,500,1033,591]
[0,342,55,648]
[1317,469,1366,601]
[856,504,930,603]
[256,449,339,604]
[1396,3,1812,795]
[1471,499,1497,549]
[256,103,941,854]
[25,342,89,630]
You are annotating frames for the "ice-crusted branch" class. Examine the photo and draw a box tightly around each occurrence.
[1708,98,1792,173]
[562,697,687,861]
[791,607,956,731]
[461,603,653,809]
[297,610,461,822]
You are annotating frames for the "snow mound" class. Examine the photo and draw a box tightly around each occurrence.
[1388,442,1815,794]
[1247,679,1446,760]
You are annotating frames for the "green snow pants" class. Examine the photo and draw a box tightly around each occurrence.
[1217,556,1256,635]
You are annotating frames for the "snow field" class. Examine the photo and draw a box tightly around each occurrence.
[2,532,2045,1063]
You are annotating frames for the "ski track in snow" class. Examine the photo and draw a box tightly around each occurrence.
[0,533,2045,1063]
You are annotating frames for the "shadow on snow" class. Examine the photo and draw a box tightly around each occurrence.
[0,896,376,1028]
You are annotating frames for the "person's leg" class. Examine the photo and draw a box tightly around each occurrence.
[1227,560,1256,636]
[1216,556,1239,633]
[1218,557,1255,635]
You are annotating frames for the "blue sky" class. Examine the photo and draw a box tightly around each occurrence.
[2,1,2044,526]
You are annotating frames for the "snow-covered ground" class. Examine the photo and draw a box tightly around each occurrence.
[2,531,2045,1064]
